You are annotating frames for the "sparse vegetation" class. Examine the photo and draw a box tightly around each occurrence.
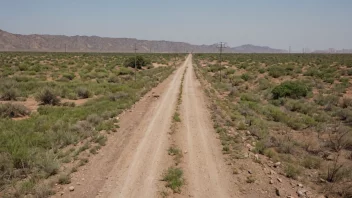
[194,53,352,198]
[0,52,184,197]
[162,167,184,193]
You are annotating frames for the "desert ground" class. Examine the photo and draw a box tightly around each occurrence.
[1,52,352,198]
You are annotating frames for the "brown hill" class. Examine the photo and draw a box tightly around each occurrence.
[0,29,286,53]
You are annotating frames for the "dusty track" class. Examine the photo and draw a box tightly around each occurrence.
[58,55,238,198]
[59,56,188,198]
[175,55,240,198]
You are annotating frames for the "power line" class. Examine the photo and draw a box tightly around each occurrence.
[134,43,138,81]
[217,42,227,82]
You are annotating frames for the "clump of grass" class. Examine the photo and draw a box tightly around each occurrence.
[93,135,107,146]
[58,174,71,184]
[264,148,279,160]
[87,114,103,126]
[173,112,181,122]
[162,167,184,193]
[33,183,55,198]
[168,146,183,165]
[284,163,301,179]
[301,155,322,169]
[246,175,256,183]
[79,158,89,166]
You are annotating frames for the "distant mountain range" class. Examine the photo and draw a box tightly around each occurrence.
[1,29,350,53]
[0,29,287,53]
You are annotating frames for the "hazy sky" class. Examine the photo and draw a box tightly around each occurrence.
[1,0,351,50]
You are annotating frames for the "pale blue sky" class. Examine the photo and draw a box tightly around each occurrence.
[0,0,351,50]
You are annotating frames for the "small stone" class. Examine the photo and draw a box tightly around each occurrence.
[319,178,327,183]
[277,178,282,183]
[246,144,254,151]
[297,189,308,197]
[116,117,120,120]
[326,154,334,161]
[275,188,281,196]
[269,180,274,184]
[270,170,277,175]
[69,186,75,192]
[60,192,64,196]
[274,162,281,168]
[248,170,252,174]
[297,183,303,188]
[254,154,259,161]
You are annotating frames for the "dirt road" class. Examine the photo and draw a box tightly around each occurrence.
[175,55,239,198]
[60,55,237,198]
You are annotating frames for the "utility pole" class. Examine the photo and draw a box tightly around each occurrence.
[174,54,177,68]
[217,42,227,82]
[134,43,138,82]
[65,44,67,53]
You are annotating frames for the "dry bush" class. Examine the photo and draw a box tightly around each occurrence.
[327,124,352,152]
[341,98,352,108]
[0,88,19,101]
[76,87,91,99]
[35,88,60,105]
[0,103,30,118]
[301,155,322,169]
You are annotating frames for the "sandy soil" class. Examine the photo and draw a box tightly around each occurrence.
[175,55,241,198]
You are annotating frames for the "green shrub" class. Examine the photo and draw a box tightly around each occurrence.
[272,81,310,99]
[35,88,60,105]
[124,56,151,69]
[241,73,251,81]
